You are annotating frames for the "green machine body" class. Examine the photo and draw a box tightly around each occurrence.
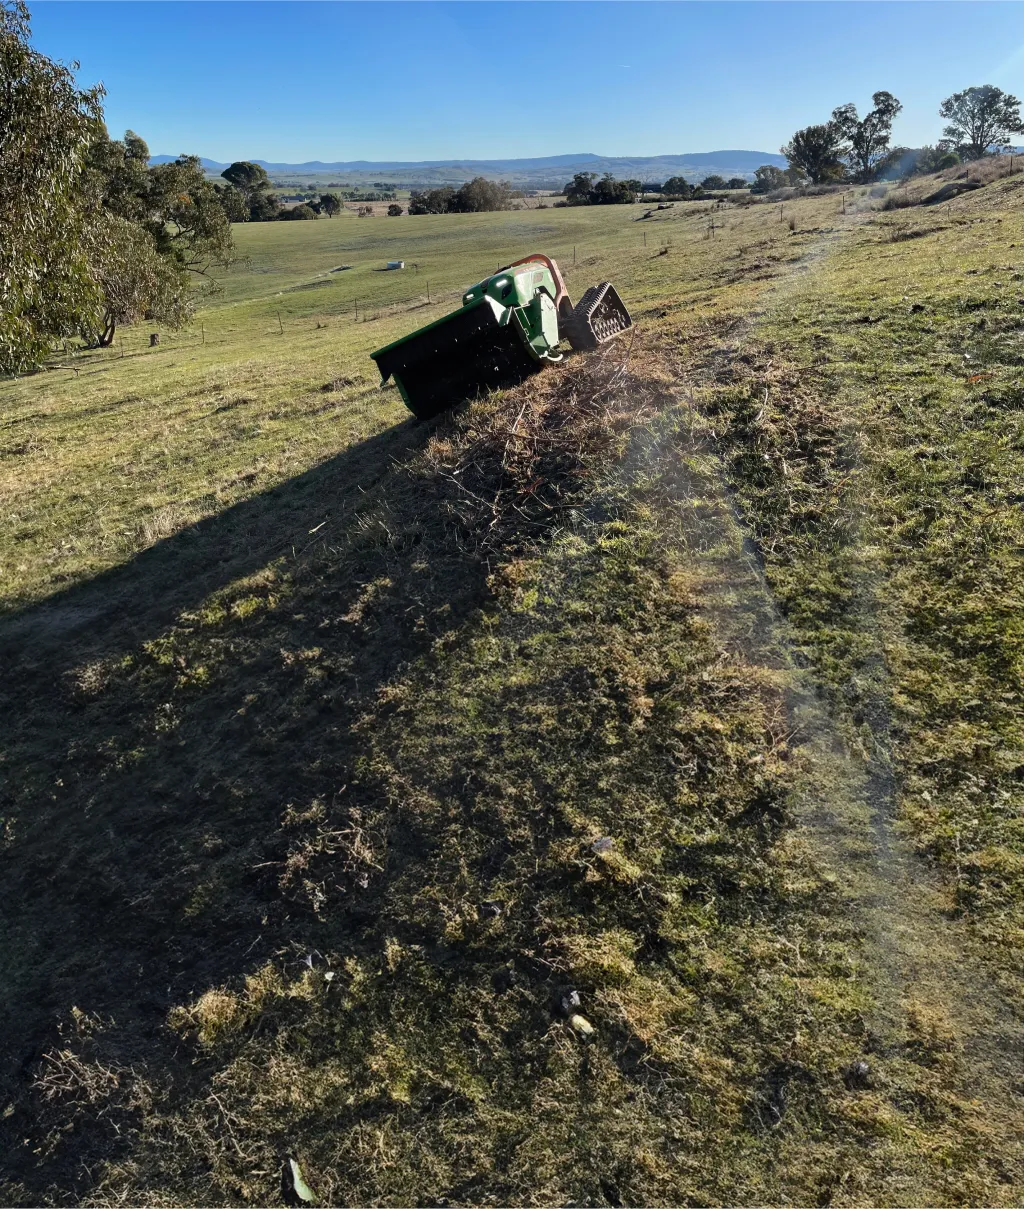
[370,253,631,420]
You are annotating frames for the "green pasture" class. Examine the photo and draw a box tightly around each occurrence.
[0,196,796,613]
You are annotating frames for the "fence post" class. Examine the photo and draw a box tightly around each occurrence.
[277,311,283,334]
[643,230,646,247]
[427,281,430,303]
[573,246,576,265]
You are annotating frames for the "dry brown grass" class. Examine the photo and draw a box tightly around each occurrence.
[419,337,668,554]
[940,152,1023,185]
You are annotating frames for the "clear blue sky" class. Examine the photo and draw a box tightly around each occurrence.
[28,1,1024,163]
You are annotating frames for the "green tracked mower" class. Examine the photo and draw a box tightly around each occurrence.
[370,253,631,420]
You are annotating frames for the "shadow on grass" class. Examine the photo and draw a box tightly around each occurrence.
[0,417,424,652]
[0,413,490,1197]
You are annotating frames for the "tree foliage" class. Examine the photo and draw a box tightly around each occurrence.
[939,85,1024,159]
[700,174,727,190]
[83,127,150,221]
[562,172,639,205]
[81,143,233,343]
[408,186,455,215]
[831,91,903,181]
[781,123,845,184]
[609,176,642,201]
[221,160,270,198]
[562,171,597,204]
[661,176,693,198]
[83,212,190,346]
[319,192,342,217]
[220,160,281,220]
[902,144,961,177]
[214,183,249,223]
[0,5,235,369]
[407,178,518,215]
[279,203,318,220]
[249,190,281,222]
[139,155,234,276]
[0,0,104,372]
[450,176,516,212]
[387,203,403,216]
[750,164,808,193]
[750,165,787,194]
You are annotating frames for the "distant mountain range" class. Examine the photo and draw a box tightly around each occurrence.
[149,150,789,188]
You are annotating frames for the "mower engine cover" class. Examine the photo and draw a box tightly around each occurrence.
[460,263,562,358]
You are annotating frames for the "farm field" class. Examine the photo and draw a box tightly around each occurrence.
[0,202,682,613]
[4,169,1024,1205]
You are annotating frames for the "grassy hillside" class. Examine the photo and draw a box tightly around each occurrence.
[0,200,753,615]
[3,168,1024,1206]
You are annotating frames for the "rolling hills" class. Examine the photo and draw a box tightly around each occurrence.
[150,149,789,188]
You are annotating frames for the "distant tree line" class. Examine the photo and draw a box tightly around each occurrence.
[561,172,642,205]
[214,162,352,221]
[322,181,398,194]
[770,84,1023,189]
[558,172,755,203]
[1,0,235,371]
[407,177,521,215]
[278,187,395,204]
[659,175,750,197]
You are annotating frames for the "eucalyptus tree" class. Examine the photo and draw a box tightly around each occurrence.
[781,124,846,184]
[939,85,1023,159]
[1,3,235,367]
[0,0,103,371]
[831,91,903,182]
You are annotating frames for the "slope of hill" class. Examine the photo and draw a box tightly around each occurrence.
[4,162,1024,1206]
[149,149,789,187]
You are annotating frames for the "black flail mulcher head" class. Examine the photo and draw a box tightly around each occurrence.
[371,255,632,422]
[370,298,540,421]
[561,282,633,352]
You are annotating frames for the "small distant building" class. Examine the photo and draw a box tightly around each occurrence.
[386,260,405,270]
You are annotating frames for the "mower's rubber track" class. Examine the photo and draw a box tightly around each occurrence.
[562,282,632,352]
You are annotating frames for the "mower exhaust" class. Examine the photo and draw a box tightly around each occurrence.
[370,253,631,420]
